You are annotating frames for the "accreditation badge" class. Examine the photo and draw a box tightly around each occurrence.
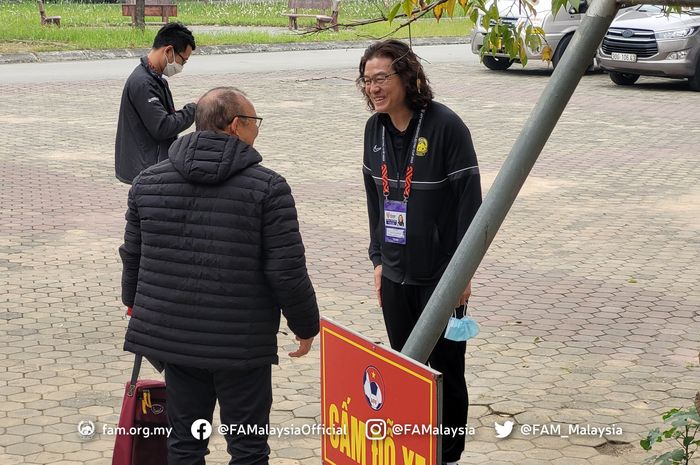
[383,200,407,245]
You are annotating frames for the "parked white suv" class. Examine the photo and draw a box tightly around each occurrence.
[597,5,700,90]
[470,0,592,70]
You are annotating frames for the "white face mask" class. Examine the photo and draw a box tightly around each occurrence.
[162,49,183,77]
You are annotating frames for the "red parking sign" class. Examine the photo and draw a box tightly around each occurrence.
[321,318,442,465]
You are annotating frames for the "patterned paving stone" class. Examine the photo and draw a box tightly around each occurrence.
[0,48,698,465]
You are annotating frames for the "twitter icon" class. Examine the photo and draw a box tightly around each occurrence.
[494,420,515,438]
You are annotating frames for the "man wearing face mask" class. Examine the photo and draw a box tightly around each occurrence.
[115,22,197,184]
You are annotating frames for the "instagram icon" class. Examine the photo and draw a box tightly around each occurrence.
[365,419,387,440]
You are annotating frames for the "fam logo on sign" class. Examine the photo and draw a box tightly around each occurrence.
[363,366,385,411]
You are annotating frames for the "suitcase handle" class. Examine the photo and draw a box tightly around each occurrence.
[127,354,142,397]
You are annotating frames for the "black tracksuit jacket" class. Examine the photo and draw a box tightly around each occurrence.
[362,101,482,286]
[114,56,196,184]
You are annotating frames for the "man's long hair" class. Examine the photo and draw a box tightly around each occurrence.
[357,39,433,112]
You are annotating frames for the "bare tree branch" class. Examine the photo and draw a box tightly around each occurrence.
[301,0,450,35]
[301,0,699,36]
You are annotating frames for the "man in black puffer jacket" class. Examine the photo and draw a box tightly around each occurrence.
[119,87,319,465]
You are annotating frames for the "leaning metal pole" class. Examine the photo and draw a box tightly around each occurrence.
[401,0,621,363]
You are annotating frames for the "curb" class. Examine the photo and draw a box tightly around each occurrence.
[0,36,470,65]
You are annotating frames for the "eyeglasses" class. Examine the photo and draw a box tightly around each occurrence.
[358,72,398,87]
[234,115,263,128]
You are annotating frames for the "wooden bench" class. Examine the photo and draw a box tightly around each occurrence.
[283,0,340,32]
[37,0,61,27]
[122,0,177,25]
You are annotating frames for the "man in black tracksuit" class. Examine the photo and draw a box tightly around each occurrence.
[358,40,482,465]
[120,87,319,465]
[115,23,197,184]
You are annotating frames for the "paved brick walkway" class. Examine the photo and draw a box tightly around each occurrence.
[0,52,698,465]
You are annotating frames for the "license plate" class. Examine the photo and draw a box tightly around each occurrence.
[611,52,637,62]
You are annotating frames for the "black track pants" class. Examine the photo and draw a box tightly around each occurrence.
[164,363,272,465]
[380,276,468,463]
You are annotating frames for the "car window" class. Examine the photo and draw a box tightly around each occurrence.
[636,4,664,13]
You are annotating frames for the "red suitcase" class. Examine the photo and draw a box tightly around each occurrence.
[112,355,168,465]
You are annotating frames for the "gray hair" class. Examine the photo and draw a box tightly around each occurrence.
[195,87,248,132]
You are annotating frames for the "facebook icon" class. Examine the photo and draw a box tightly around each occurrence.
[191,419,213,440]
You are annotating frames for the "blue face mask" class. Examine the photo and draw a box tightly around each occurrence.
[444,314,480,342]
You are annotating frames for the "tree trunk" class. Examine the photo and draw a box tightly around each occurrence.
[135,0,145,31]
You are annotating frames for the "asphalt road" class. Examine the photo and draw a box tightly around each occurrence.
[0,44,472,83]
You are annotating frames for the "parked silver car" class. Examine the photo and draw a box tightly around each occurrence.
[470,0,591,70]
[597,5,700,90]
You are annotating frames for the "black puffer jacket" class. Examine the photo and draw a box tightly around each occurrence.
[119,131,319,369]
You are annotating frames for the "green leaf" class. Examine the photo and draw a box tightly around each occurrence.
[662,427,677,438]
[518,36,527,66]
[668,412,700,428]
[550,0,568,15]
[485,2,499,25]
[662,409,681,421]
[503,26,514,56]
[387,2,401,23]
[568,0,580,12]
[402,0,413,18]
[643,428,662,449]
[469,9,478,24]
[650,449,687,465]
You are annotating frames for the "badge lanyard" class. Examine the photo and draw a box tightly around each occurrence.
[380,110,425,202]
[380,110,425,245]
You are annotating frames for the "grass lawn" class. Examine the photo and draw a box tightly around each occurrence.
[0,0,473,53]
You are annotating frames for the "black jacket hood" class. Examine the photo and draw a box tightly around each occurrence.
[168,131,262,185]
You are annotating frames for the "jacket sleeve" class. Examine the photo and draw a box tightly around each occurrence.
[119,184,142,307]
[363,121,383,268]
[445,119,482,241]
[128,80,196,141]
[262,174,320,339]
[363,167,383,268]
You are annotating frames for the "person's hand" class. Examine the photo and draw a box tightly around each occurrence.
[289,336,314,358]
[374,265,383,307]
[457,280,472,307]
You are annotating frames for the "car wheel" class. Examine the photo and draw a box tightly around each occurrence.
[609,71,640,86]
[552,34,595,70]
[552,35,571,69]
[688,58,700,91]
[483,55,513,71]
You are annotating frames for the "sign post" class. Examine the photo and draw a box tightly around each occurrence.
[321,318,442,465]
